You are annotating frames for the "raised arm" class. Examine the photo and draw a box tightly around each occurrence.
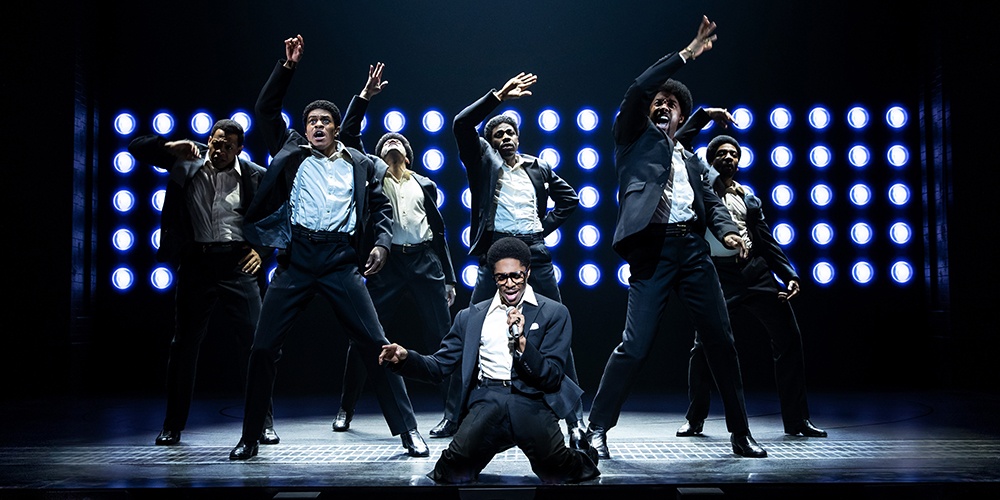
[613,16,718,146]
[128,135,202,168]
[341,62,389,155]
[255,35,304,157]
[453,72,537,173]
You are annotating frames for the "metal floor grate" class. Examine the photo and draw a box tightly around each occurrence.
[4,440,998,465]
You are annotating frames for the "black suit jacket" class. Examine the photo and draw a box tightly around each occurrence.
[127,134,268,267]
[341,95,457,285]
[611,53,738,262]
[395,292,583,420]
[453,91,578,256]
[244,61,393,265]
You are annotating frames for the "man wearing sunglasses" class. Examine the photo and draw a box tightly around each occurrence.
[378,237,599,484]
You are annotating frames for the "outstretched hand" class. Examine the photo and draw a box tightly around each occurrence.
[285,34,304,65]
[379,343,408,365]
[703,107,735,128]
[361,62,388,100]
[684,15,718,60]
[495,72,537,101]
[778,279,801,302]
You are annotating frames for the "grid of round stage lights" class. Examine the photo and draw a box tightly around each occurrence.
[109,102,917,291]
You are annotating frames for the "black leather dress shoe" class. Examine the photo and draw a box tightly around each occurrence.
[567,421,587,450]
[731,433,767,458]
[400,429,429,457]
[260,427,280,445]
[229,439,259,460]
[786,419,828,437]
[429,418,458,438]
[676,420,704,437]
[155,429,180,446]
[332,409,353,432]
[585,425,610,460]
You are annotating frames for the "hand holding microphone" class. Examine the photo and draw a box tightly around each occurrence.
[507,307,524,353]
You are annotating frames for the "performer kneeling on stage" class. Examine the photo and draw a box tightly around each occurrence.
[378,237,599,484]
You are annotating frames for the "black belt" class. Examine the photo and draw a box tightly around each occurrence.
[195,242,244,254]
[391,241,431,254]
[478,377,512,388]
[649,222,691,237]
[493,232,542,245]
[712,255,744,266]
[291,225,351,243]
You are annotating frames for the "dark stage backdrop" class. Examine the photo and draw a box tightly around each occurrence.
[5,1,997,405]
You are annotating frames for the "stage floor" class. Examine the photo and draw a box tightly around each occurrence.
[1,389,998,499]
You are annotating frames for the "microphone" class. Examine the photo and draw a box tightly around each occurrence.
[507,313,522,353]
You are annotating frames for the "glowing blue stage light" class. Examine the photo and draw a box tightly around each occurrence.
[152,112,175,135]
[770,107,792,130]
[810,184,833,207]
[851,261,874,284]
[461,264,479,288]
[739,146,754,168]
[617,264,631,287]
[771,184,794,207]
[435,188,445,209]
[111,267,135,290]
[849,184,872,206]
[553,264,563,285]
[422,110,445,133]
[266,266,276,283]
[151,228,161,250]
[740,183,756,196]
[578,186,600,209]
[547,197,555,210]
[887,145,909,167]
[847,107,869,129]
[809,145,832,168]
[231,111,252,133]
[577,148,599,170]
[773,223,795,245]
[577,108,599,131]
[889,222,912,245]
[848,145,871,167]
[113,190,136,213]
[812,261,835,285]
[191,112,213,135]
[461,188,472,210]
[151,267,173,290]
[538,109,560,132]
[811,223,834,246]
[850,222,873,245]
[539,148,561,168]
[461,226,471,248]
[544,229,561,248]
[808,107,831,130]
[578,225,601,248]
[112,229,134,251]
[360,116,367,132]
[114,152,136,174]
[114,113,137,136]
[384,110,406,132]
[281,111,292,130]
[696,146,708,162]
[501,110,522,128]
[891,261,914,283]
[422,148,444,171]
[771,146,793,169]
[239,151,253,164]
[888,183,910,206]
[578,264,601,287]
[732,107,753,130]
[152,189,165,212]
[886,106,908,128]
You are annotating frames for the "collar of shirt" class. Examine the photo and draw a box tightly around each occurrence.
[386,167,413,184]
[725,179,746,197]
[305,140,352,162]
[203,157,243,177]
[488,283,538,316]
